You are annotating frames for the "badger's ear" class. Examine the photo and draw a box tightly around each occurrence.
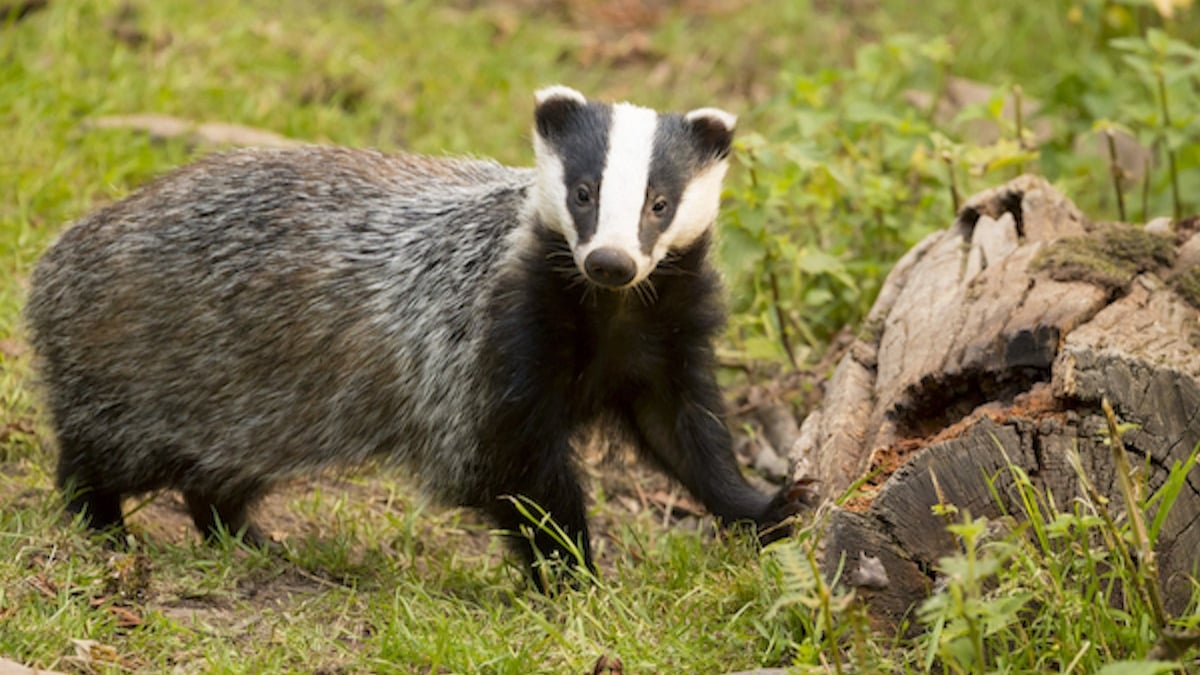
[684,107,737,161]
[534,85,588,141]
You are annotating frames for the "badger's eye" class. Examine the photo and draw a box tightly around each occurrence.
[651,197,669,215]
[573,184,593,206]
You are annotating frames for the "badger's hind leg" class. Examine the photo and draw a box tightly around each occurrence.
[184,480,269,547]
[56,436,127,536]
[61,483,126,536]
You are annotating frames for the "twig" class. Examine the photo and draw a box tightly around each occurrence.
[1141,155,1151,224]
[1154,71,1182,220]
[1013,84,1026,175]
[942,152,961,213]
[1104,129,1127,222]
[768,270,798,370]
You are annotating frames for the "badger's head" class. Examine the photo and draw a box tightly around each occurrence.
[529,85,735,290]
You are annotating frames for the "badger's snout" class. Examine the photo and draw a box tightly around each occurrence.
[583,247,637,288]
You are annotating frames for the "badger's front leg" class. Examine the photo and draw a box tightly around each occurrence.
[477,416,595,591]
[629,372,799,539]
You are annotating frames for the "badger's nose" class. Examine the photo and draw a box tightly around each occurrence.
[583,248,637,288]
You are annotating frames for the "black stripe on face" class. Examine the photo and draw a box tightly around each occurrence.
[537,102,612,246]
[640,114,698,256]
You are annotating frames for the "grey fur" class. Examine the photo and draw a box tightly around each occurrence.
[27,147,528,509]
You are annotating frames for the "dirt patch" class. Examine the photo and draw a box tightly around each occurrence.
[457,0,745,30]
[842,438,924,513]
[155,601,236,632]
[115,457,720,583]
[929,381,1066,444]
[125,473,444,544]
[844,381,1070,513]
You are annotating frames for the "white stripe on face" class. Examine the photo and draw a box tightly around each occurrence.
[531,133,575,247]
[654,159,728,261]
[575,103,658,281]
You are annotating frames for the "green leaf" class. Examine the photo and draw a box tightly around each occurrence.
[775,238,800,264]
[1110,36,1153,57]
[1125,61,1159,89]
[981,591,1032,635]
[1095,660,1182,675]
[734,131,768,152]
[803,287,833,307]
[1147,447,1200,543]
[1092,118,1137,137]
[1165,38,1200,60]
[742,335,784,362]
[1145,29,1170,55]
[918,36,954,64]
[795,248,843,275]
[718,222,766,277]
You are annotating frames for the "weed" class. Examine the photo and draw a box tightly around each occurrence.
[762,411,1200,672]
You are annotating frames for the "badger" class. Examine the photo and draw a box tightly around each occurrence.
[25,86,800,587]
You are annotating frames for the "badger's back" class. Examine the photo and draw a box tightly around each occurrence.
[26,146,531,503]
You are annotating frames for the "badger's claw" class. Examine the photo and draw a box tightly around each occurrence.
[757,477,820,544]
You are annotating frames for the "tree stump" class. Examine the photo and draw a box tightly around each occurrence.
[789,175,1200,627]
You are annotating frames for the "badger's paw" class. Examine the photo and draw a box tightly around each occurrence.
[757,477,820,544]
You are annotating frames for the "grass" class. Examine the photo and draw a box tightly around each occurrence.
[2,0,1200,672]
[759,422,1200,673]
[2,467,796,672]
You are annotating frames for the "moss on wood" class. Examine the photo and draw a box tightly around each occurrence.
[1171,266,1200,309]
[1030,223,1175,291]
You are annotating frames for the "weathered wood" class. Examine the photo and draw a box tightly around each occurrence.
[821,507,928,630]
[792,175,1200,626]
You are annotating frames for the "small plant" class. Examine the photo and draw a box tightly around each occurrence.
[719,35,1044,369]
[1109,28,1200,220]
[761,510,893,673]
[762,411,1200,671]
[917,514,1029,673]
[507,495,597,592]
[720,36,951,367]
[910,405,1200,672]
[720,11,1200,373]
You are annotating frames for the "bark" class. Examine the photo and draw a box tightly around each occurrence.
[789,175,1200,626]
